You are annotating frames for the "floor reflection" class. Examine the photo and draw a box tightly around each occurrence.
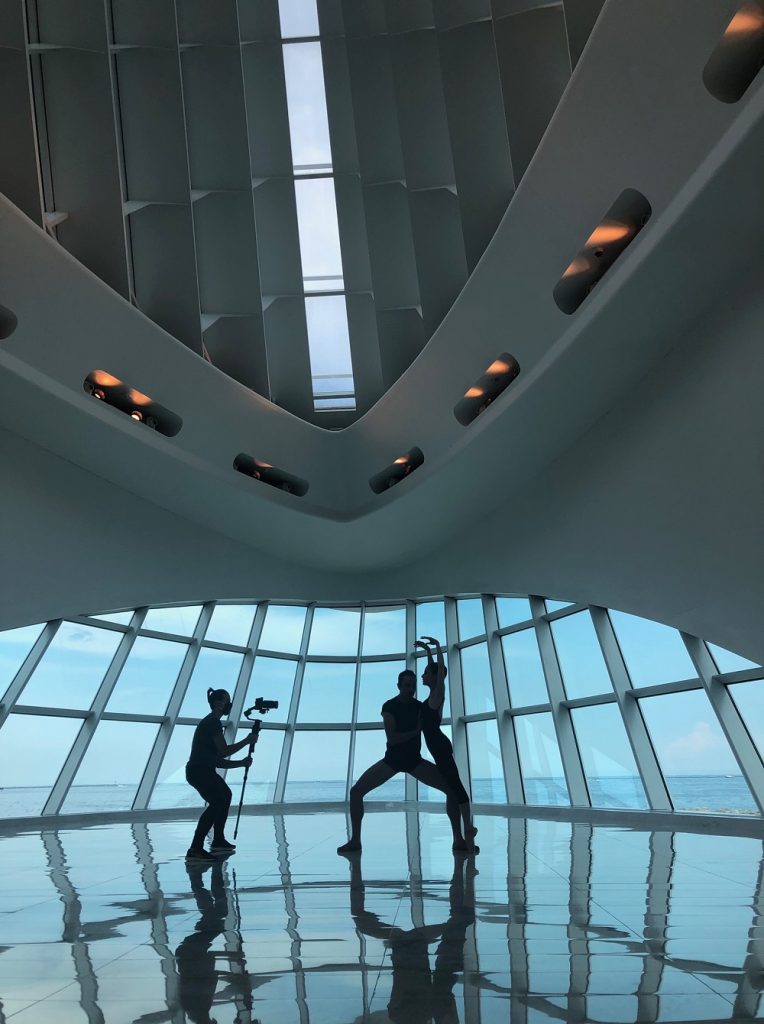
[0,808,761,1022]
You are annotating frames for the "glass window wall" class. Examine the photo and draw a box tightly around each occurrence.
[1,596,761,818]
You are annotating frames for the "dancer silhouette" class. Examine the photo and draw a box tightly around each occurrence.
[337,670,467,853]
[416,637,478,854]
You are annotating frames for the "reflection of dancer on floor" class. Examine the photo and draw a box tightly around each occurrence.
[337,669,469,854]
[346,853,478,1023]
[416,636,478,855]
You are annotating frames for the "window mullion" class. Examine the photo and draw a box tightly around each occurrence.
[43,607,146,815]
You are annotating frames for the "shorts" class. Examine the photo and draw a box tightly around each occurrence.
[383,747,424,774]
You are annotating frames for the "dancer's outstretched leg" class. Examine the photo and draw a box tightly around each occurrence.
[337,759,397,853]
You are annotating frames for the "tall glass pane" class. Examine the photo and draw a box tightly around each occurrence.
[205,604,257,647]
[18,622,121,711]
[728,680,764,761]
[609,611,697,687]
[362,606,406,656]
[639,689,756,814]
[242,656,296,723]
[105,636,187,715]
[496,597,532,628]
[305,295,355,409]
[226,728,283,804]
[307,607,360,656]
[142,605,202,636]
[460,643,493,716]
[295,178,344,292]
[278,0,319,38]
[356,661,405,722]
[62,721,158,814]
[259,605,306,654]
[457,599,485,640]
[285,730,350,801]
[282,41,332,173]
[415,601,446,644]
[352,730,404,800]
[502,628,547,708]
[298,662,355,723]
[0,714,81,817]
[551,611,612,700]
[0,623,43,698]
[570,704,648,809]
[149,724,202,809]
[513,712,570,806]
[708,642,760,674]
[178,648,244,718]
[467,719,506,803]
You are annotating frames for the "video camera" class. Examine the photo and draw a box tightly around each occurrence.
[242,696,279,720]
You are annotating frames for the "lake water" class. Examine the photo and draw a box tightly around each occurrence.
[0,775,758,820]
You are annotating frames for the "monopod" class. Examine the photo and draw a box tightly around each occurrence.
[232,696,278,841]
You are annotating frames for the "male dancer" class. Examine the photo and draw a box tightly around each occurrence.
[185,687,256,862]
[337,669,468,853]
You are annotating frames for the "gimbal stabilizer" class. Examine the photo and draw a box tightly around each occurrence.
[233,697,279,840]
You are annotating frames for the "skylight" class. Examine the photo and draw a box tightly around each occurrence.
[279,0,355,413]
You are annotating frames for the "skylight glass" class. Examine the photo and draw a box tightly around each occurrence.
[278,0,320,40]
[282,42,333,174]
[294,178,344,292]
[305,295,355,411]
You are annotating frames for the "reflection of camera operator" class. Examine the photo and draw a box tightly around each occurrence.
[185,688,258,862]
[177,860,259,1024]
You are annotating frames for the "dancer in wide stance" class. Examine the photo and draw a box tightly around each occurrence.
[337,669,469,854]
[416,636,478,854]
[185,687,256,862]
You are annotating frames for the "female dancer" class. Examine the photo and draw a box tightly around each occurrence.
[415,636,478,854]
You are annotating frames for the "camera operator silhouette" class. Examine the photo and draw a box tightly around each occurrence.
[346,853,481,1023]
[338,663,471,854]
[185,688,258,862]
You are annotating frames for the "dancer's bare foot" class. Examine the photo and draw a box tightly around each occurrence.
[337,840,362,854]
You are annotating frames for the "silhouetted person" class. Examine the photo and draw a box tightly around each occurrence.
[186,687,256,861]
[417,637,478,854]
[337,670,468,853]
[176,860,258,1024]
[346,852,479,1022]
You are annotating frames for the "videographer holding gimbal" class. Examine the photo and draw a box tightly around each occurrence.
[185,687,258,862]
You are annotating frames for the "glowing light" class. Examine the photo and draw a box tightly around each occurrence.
[562,256,591,278]
[465,386,484,399]
[254,459,273,469]
[127,387,152,407]
[486,359,512,376]
[724,6,764,37]
[130,410,143,422]
[393,456,409,465]
[91,370,121,388]
[93,388,106,401]
[585,220,632,247]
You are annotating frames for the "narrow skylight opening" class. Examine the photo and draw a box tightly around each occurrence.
[278,0,320,40]
[305,296,355,412]
[282,42,333,176]
[279,4,356,414]
[294,178,345,293]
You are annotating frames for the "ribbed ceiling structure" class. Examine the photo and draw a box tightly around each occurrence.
[0,0,604,426]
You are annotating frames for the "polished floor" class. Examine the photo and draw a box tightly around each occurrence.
[0,807,762,1023]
